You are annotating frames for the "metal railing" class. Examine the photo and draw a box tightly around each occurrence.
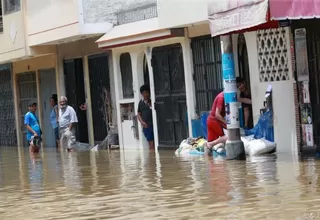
[116,3,157,25]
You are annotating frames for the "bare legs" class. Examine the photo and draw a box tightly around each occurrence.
[149,141,155,150]
[206,136,228,149]
[244,107,249,128]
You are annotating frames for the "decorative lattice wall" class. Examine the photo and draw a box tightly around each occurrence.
[257,27,290,82]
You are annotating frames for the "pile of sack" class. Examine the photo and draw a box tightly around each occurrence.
[175,137,207,156]
[175,135,276,157]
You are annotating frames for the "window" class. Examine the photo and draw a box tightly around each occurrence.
[3,0,20,15]
[0,0,3,33]
[120,53,134,99]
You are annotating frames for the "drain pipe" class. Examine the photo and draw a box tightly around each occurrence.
[220,35,246,160]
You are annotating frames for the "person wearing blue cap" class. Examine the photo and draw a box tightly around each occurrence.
[24,101,42,153]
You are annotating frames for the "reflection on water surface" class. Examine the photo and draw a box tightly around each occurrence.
[0,147,319,219]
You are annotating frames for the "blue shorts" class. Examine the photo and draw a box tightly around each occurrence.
[143,126,154,142]
[54,127,59,140]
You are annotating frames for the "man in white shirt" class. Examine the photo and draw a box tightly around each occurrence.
[59,96,78,151]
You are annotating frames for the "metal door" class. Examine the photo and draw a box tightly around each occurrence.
[152,44,188,148]
[17,72,37,147]
[88,53,110,142]
[191,36,223,114]
[39,68,57,147]
[64,58,88,143]
[0,65,17,146]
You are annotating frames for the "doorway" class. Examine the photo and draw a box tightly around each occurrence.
[17,72,37,147]
[39,68,57,147]
[238,34,253,128]
[64,58,89,143]
[152,44,188,148]
[88,53,111,142]
[238,34,251,90]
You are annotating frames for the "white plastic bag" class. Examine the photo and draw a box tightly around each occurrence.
[247,138,276,156]
[241,135,254,154]
[175,140,193,156]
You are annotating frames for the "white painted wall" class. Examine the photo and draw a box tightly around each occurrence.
[245,29,297,154]
[26,0,79,35]
[0,11,27,63]
[158,0,210,29]
[83,0,157,24]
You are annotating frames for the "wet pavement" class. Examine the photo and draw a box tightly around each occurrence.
[0,147,319,219]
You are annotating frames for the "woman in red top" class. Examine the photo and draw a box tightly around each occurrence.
[207,92,228,148]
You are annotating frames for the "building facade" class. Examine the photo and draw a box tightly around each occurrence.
[0,0,317,155]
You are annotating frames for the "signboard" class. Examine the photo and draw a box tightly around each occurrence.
[208,0,268,37]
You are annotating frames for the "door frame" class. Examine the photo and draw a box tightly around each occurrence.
[152,43,188,148]
[39,68,57,147]
[145,38,195,149]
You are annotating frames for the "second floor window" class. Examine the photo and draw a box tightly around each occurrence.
[3,0,20,15]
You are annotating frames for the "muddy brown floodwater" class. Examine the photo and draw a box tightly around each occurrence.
[0,147,319,220]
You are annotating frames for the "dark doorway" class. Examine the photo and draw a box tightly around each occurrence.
[238,34,251,91]
[292,20,320,148]
[17,72,37,147]
[88,53,111,142]
[152,43,188,148]
[64,58,89,143]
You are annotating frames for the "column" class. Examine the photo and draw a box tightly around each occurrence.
[83,55,95,146]
[220,35,245,160]
[181,36,197,138]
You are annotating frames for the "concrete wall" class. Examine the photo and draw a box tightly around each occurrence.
[82,0,157,24]
[245,29,297,154]
[0,11,26,63]
[158,0,210,29]
[26,0,80,46]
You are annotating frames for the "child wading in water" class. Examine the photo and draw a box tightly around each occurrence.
[138,85,155,150]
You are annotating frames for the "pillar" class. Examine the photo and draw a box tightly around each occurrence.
[181,36,197,138]
[220,35,245,160]
[83,55,95,146]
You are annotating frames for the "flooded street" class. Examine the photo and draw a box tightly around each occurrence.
[0,147,319,219]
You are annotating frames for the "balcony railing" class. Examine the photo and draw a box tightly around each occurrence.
[116,3,158,25]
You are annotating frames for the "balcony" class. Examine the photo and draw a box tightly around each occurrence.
[0,0,27,63]
[26,0,113,46]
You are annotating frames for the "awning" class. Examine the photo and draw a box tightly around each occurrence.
[270,0,320,20]
[96,18,184,50]
[208,0,269,37]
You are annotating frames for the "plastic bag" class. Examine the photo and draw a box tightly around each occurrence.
[201,112,210,140]
[175,138,207,156]
[245,110,274,142]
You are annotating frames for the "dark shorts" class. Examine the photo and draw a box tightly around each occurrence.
[54,127,59,140]
[143,126,154,142]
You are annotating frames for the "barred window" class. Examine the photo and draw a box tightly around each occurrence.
[3,0,20,15]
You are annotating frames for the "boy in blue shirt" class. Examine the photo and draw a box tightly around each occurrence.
[24,102,42,153]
